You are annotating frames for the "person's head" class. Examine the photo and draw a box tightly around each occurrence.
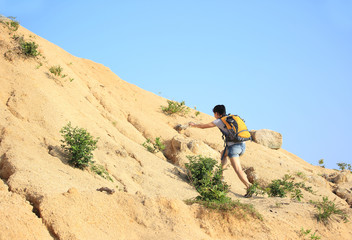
[213,105,226,118]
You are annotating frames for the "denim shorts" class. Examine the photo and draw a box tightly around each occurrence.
[227,142,246,158]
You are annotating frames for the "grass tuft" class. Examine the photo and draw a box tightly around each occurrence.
[310,196,349,224]
[161,100,190,115]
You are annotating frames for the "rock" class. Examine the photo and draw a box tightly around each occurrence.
[307,175,330,188]
[63,187,80,198]
[48,145,66,159]
[4,50,14,61]
[346,195,352,206]
[187,140,201,154]
[97,187,115,194]
[244,167,257,184]
[115,148,128,157]
[331,172,347,184]
[174,124,189,133]
[163,135,219,168]
[334,187,349,199]
[250,129,282,150]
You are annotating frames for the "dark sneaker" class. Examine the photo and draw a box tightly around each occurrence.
[244,185,254,198]
[244,191,253,198]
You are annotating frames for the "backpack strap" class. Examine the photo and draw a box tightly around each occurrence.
[221,144,228,161]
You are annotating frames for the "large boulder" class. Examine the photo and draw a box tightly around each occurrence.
[163,135,219,168]
[323,170,351,184]
[250,129,282,150]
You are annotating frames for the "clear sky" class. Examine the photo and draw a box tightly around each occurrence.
[2,0,352,169]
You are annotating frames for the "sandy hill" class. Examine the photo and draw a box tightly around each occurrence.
[0,20,351,240]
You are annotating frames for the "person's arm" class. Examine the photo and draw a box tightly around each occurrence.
[189,122,216,129]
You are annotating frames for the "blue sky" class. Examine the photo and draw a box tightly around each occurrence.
[2,0,352,169]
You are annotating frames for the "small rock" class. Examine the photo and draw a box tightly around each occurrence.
[97,187,115,195]
[175,124,188,133]
[115,148,128,157]
[346,195,352,206]
[4,50,15,61]
[64,187,80,197]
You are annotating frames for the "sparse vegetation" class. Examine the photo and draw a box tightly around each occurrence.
[185,198,262,220]
[296,171,307,180]
[246,181,266,197]
[161,100,190,115]
[266,174,303,199]
[299,228,321,240]
[194,106,200,117]
[49,65,64,77]
[142,137,165,153]
[90,164,113,182]
[36,63,43,69]
[1,16,19,31]
[265,174,314,201]
[273,202,283,208]
[318,159,325,168]
[310,196,349,224]
[60,122,99,169]
[337,162,352,171]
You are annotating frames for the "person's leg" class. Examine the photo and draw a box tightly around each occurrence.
[227,143,251,189]
[220,149,229,170]
[229,156,251,188]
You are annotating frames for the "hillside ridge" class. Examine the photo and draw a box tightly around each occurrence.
[0,21,351,240]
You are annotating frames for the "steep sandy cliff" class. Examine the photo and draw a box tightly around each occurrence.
[0,21,351,240]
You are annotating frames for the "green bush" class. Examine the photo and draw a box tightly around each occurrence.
[185,155,262,220]
[185,155,229,202]
[246,181,266,197]
[265,174,311,201]
[20,40,39,57]
[49,65,64,76]
[310,197,349,224]
[318,159,325,168]
[337,162,352,171]
[142,137,165,153]
[60,122,99,169]
[12,35,39,57]
[161,100,190,115]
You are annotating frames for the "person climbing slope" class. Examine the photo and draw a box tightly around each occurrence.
[189,104,253,197]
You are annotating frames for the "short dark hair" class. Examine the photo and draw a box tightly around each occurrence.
[213,105,226,116]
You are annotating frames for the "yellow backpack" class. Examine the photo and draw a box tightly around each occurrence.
[220,114,251,142]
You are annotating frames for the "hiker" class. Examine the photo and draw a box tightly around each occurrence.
[189,104,253,197]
